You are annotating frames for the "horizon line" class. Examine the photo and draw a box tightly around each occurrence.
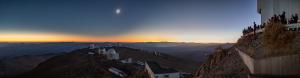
[0,41,235,44]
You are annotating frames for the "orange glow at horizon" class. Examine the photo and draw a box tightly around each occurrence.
[0,32,235,43]
[0,33,177,42]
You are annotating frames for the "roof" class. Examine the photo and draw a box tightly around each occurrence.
[107,48,117,54]
[107,61,144,75]
[146,61,178,74]
[109,67,127,78]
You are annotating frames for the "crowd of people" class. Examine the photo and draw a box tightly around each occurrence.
[269,12,298,24]
[242,12,299,35]
[242,22,265,35]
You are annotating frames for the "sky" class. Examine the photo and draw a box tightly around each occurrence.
[0,0,260,43]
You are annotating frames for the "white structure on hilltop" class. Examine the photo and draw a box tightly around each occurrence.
[106,48,119,60]
[121,58,132,64]
[97,48,107,54]
[108,67,127,78]
[153,51,161,56]
[97,48,120,60]
[145,61,180,78]
[88,52,95,55]
[89,44,95,49]
[258,0,300,23]
[97,48,119,60]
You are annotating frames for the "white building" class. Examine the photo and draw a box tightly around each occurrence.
[121,58,132,64]
[108,67,127,78]
[97,48,107,54]
[87,52,95,55]
[106,48,120,60]
[145,61,180,78]
[153,51,161,56]
[257,0,300,23]
[89,44,95,49]
[96,48,119,60]
[136,61,145,66]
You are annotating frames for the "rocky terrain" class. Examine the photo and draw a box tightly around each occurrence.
[11,48,148,78]
[115,47,199,73]
[193,47,250,78]
[193,22,300,78]
[0,46,198,78]
[0,53,60,77]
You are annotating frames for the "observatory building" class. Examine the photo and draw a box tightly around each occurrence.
[257,0,300,23]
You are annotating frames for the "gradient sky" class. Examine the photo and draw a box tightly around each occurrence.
[0,0,260,43]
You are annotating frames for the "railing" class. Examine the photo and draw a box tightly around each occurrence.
[243,23,300,37]
[286,23,300,31]
[244,28,265,37]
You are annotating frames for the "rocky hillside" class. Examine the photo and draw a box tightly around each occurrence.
[193,47,250,78]
[193,22,300,78]
[12,48,149,78]
[115,47,199,73]
[0,53,60,77]
[4,47,198,78]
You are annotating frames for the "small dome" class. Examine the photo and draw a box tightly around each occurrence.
[107,49,117,54]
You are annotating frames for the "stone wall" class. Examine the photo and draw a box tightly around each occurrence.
[237,48,300,76]
[255,54,300,76]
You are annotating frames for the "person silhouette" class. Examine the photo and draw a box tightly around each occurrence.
[280,12,287,24]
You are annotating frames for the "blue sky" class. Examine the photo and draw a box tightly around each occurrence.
[0,0,260,43]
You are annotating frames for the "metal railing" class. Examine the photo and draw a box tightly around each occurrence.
[243,23,300,37]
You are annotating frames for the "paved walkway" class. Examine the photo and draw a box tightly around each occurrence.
[235,48,255,74]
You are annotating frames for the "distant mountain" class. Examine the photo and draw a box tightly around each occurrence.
[123,42,234,62]
[0,43,88,58]
[0,42,230,77]
[0,42,233,63]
